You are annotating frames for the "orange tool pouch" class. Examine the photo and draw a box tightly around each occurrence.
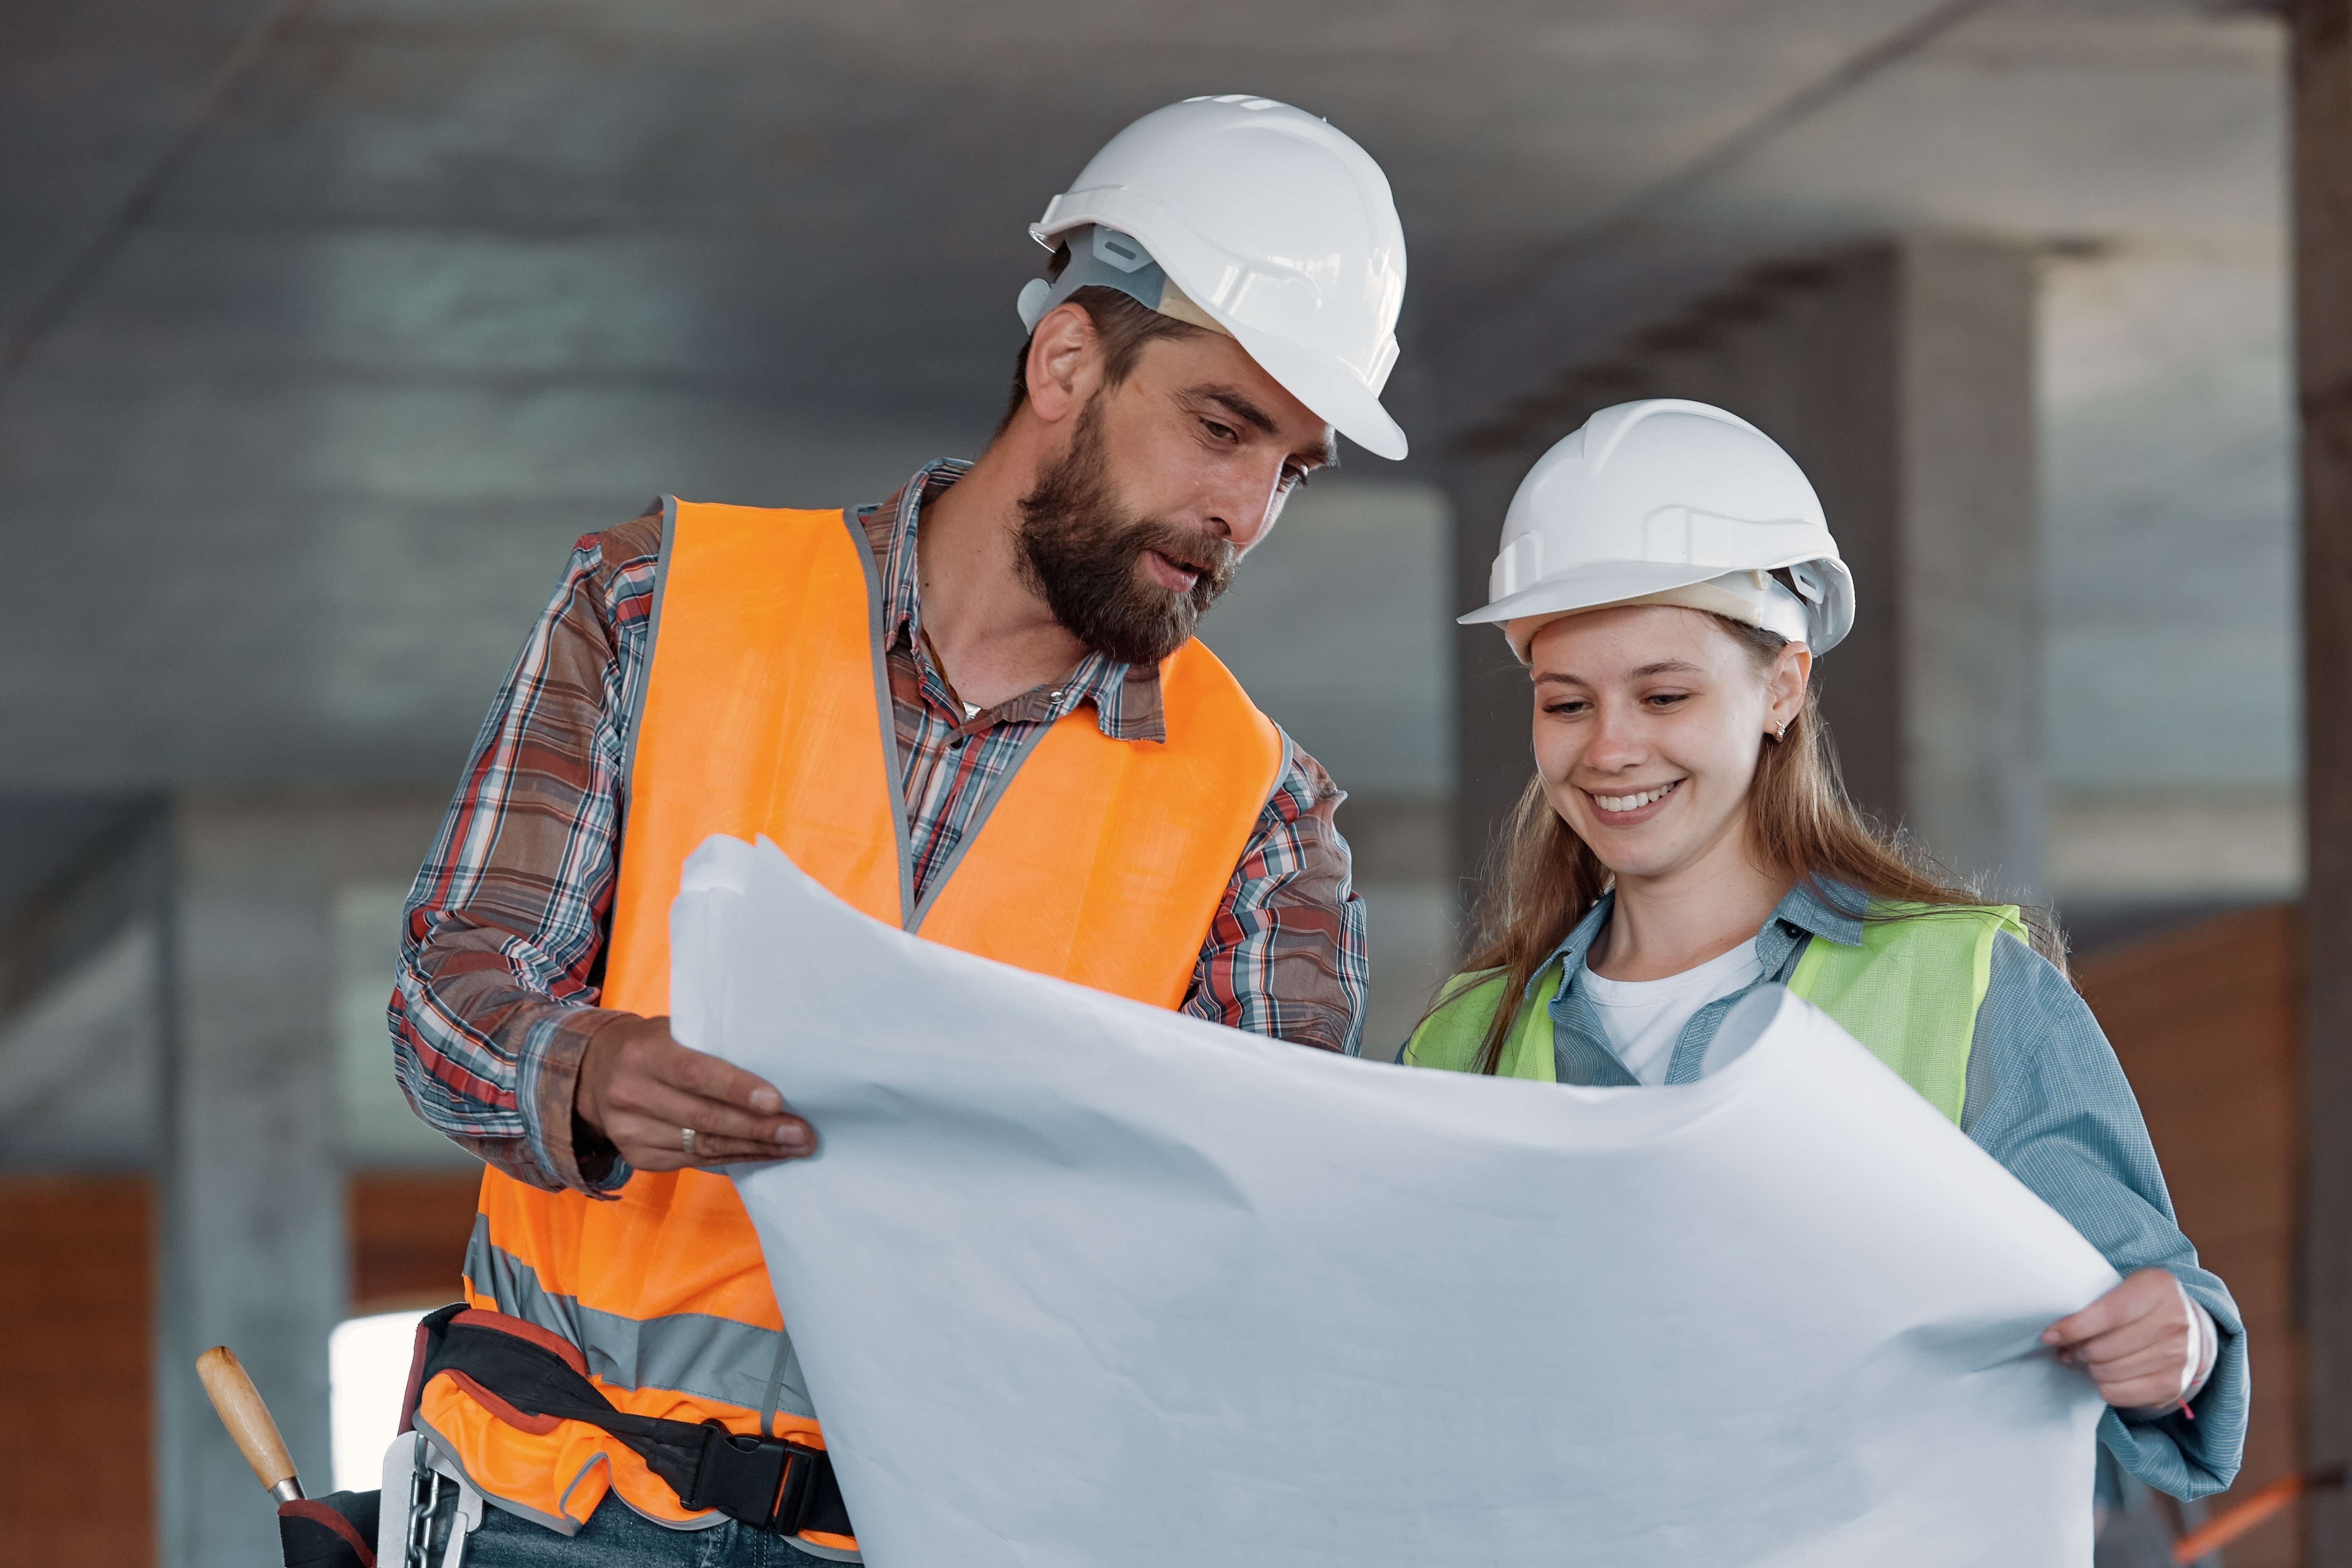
[397,1304,853,1544]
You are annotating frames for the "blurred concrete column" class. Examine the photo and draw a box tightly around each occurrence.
[1446,432,1574,917]
[1882,236,2043,902]
[158,796,345,1568]
[1445,234,2042,908]
[2294,0,2352,1558]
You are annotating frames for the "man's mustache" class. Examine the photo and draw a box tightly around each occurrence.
[1131,525,1237,592]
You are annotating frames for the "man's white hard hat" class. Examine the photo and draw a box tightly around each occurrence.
[1017,95,1410,460]
[1458,399,1856,661]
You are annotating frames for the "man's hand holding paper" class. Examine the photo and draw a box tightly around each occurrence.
[574,1013,816,1170]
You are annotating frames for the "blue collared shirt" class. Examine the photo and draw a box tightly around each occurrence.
[1527,880,2248,1500]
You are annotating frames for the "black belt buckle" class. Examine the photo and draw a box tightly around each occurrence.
[688,1421,827,1536]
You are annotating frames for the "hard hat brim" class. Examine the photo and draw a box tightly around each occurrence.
[1457,560,1740,628]
[1222,320,1408,460]
[1462,556,1856,662]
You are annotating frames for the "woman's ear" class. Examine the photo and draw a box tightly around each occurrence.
[1766,642,1813,737]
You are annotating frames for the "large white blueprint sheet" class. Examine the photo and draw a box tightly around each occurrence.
[671,836,2119,1567]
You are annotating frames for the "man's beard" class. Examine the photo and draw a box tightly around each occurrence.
[1016,399,1237,667]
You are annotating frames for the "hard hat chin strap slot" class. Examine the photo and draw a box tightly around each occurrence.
[1016,226,1166,332]
[1781,562,1830,608]
[1015,226,1230,340]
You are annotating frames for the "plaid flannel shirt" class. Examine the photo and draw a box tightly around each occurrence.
[391,461,1368,1191]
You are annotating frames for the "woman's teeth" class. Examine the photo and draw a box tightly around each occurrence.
[1593,781,1679,814]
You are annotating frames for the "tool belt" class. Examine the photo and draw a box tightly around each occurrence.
[279,1491,380,1568]
[400,1304,854,1544]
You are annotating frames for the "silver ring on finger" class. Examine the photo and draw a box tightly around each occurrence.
[680,1125,698,1160]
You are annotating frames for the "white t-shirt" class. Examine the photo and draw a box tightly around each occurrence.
[1579,939,1766,1085]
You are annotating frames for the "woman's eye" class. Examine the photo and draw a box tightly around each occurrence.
[1544,700,1589,717]
[1645,693,1690,710]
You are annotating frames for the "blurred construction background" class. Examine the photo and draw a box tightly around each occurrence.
[5,0,2352,1562]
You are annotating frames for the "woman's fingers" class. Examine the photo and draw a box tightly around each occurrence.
[2094,1363,2194,1409]
[2044,1269,2176,1349]
[2044,1269,2194,1407]
[2077,1339,2187,1384]
[2100,1378,2184,1409]
[2062,1314,2180,1371]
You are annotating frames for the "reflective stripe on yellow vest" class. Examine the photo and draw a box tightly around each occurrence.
[1402,901,2026,1123]
[419,501,1286,1547]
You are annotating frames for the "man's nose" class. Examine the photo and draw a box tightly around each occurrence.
[1208,461,1292,552]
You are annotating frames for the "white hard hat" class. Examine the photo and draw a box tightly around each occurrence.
[1458,399,1855,661]
[1016,95,1410,460]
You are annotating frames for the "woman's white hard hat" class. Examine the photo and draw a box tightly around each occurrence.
[1016,95,1410,460]
[1458,399,1856,661]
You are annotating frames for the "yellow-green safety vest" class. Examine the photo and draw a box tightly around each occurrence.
[1403,901,2027,1125]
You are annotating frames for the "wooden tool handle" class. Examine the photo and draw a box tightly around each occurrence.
[195,1346,300,1498]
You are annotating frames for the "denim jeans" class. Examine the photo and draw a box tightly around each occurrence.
[464,1496,848,1567]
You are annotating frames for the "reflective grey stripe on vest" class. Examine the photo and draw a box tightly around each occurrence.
[463,1214,815,1419]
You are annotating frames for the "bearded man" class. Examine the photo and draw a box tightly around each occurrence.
[386,95,1410,1566]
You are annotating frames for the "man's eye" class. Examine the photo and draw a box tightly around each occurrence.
[1202,420,1238,444]
[1281,465,1311,491]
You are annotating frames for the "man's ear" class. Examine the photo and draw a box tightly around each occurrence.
[1023,302,1101,426]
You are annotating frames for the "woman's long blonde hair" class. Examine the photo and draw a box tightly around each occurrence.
[1441,615,2063,1075]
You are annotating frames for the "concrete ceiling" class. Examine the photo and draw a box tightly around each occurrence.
[0,0,2292,797]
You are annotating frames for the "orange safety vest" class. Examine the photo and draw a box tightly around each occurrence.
[414,500,1286,1553]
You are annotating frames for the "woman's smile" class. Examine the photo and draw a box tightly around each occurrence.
[1583,778,1683,823]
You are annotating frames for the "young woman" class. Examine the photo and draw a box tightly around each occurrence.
[1407,399,2244,1501]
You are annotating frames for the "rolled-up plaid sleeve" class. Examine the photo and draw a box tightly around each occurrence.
[1181,741,1369,1056]
[388,510,664,1194]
